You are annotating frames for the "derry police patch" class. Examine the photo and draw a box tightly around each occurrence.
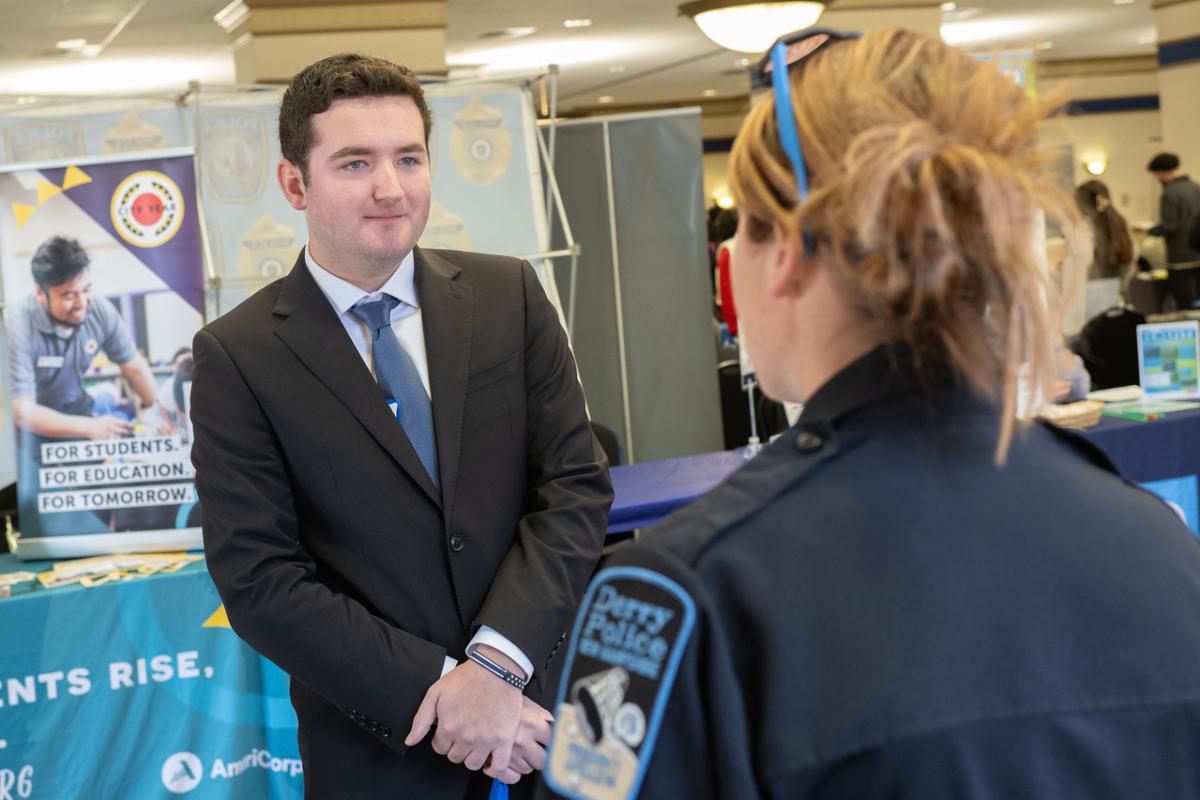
[545,566,696,800]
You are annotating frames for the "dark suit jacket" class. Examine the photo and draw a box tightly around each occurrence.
[192,247,613,798]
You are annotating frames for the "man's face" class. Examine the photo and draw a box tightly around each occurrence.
[36,268,92,326]
[284,95,432,276]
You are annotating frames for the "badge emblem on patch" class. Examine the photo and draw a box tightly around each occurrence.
[84,339,98,355]
[545,566,696,800]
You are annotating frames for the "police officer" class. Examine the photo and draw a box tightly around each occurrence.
[8,236,158,535]
[542,28,1200,799]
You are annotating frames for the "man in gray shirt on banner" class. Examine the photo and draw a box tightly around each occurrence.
[7,235,158,535]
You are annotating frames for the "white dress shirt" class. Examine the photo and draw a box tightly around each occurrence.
[305,248,534,681]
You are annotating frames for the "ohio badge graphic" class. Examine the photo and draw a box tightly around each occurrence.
[110,170,185,248]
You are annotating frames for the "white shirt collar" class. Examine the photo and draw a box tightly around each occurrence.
[304,247,418,314]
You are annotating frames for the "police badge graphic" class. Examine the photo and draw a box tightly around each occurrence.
[418,202,473,251]
[4,121,84,164]
[110,170,185,248]
[545,567,696,800]
[199,111,268,203]
[449,97,513,187]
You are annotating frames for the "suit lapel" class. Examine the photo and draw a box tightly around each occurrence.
[415,247,472,519]
[272,251,441,507]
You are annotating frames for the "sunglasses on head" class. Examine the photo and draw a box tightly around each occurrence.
[749,27,860,254]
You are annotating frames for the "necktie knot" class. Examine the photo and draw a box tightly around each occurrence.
[350,295,401,335]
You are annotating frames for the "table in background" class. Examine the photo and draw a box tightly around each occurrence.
[608,410,1200,533]
[0,555,301,799]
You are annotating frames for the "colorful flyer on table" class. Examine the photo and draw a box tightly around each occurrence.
[1137,320,1200,401]
[0,149,205,559]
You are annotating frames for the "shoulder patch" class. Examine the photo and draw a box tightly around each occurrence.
[544,566,696,800]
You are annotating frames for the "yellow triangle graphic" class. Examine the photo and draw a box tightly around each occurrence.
[12,203,36,229]
[37,180,62,205]
[203,605,232,628]
[61,165,92,190]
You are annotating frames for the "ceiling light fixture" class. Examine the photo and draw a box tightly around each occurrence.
[1084,158,1107,176]
[478,27,537,40]
[597,95,615,104]
[679,0,831,53]
[940,2,956,10]
[563,19,593,28]
[703,88,719,97]
[55,39,88,51]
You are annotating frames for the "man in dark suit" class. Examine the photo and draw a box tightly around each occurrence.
[191,54,612,798]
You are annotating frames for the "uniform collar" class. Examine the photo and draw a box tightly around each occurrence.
[798,344,990,426]
[304,247,419,313]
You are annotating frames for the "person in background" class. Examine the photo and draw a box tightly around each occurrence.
[1140,153,1200,309]
[541,27,1200,800]
[7,235,160,537]
[1075,180,1133,281]
[8,236,157,441]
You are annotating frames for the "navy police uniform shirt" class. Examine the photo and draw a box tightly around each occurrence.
[541,346,1200,799]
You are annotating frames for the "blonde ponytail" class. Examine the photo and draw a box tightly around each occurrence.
[730,28,1077,460]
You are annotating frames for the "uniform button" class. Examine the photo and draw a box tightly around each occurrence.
[380,726,392,739]
[449,534,465,552]
[794,431,824,453]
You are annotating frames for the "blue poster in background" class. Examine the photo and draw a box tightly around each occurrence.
[1141,475,1199,534]
[0,150,205,558]
[0,560,301,798]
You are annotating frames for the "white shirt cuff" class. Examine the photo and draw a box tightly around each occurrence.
[441,656,457,678]
[468,626,535,680]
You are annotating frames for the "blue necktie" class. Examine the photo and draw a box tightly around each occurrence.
[350,296,439,488]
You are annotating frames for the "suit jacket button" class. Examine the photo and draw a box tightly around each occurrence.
[794,431,824,453]
[449,534,465,552]
[380,726,392,738]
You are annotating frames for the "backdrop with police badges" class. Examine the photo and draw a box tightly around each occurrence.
[0,81,564,496]
[0,150,205,559]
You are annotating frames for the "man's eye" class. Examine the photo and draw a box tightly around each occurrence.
[345,160,366,170]
[399,156,419,167]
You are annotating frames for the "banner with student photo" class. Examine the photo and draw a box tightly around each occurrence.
[0,149,205,559]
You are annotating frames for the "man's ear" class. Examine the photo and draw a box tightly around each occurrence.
[768,225,814,299]
[277,159,307,211]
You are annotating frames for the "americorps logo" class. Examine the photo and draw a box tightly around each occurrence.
[161,752,203,794]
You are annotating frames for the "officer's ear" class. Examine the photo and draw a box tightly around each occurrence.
[770,225,818,300]
[277,158,308,211]
[33,286,47,306]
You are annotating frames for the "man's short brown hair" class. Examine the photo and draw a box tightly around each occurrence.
[278,53,433,183]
